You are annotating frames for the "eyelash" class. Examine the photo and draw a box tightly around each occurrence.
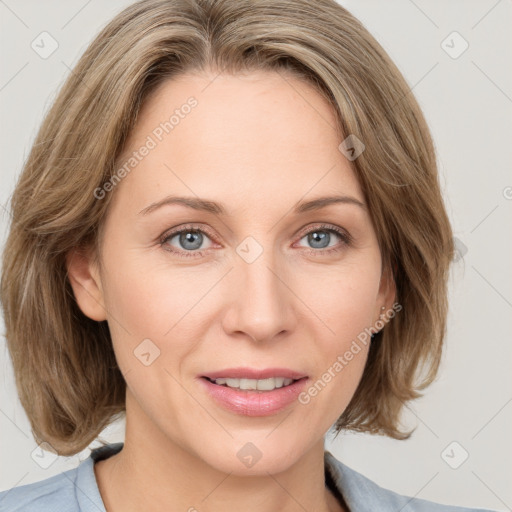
[159,223,352,259]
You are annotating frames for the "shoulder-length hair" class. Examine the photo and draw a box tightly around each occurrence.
[1,0,454,455]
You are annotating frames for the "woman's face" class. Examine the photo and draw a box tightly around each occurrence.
[72,70,394,475]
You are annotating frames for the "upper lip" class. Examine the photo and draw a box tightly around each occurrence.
[202,367,308,380]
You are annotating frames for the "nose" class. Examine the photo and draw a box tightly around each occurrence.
[221,248,298,344]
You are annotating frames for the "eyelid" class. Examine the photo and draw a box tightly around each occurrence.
[295,223,352,244]
[159,223,220,245]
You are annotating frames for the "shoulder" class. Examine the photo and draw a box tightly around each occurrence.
[0,466,81,512]
[324,451,498,512]
[0,443,123,512]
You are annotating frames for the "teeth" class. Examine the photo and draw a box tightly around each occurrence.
[212,377,295,391]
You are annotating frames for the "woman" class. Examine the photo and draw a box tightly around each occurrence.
[0,0,497,510]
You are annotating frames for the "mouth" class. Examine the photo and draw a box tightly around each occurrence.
[202,376,305,392]
[198,368,309,416]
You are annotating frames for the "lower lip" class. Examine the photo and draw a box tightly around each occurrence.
[199,377,309,416]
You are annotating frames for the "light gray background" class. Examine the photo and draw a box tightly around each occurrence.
[1,0,511,510]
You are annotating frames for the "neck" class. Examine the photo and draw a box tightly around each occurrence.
[94,392,346,512]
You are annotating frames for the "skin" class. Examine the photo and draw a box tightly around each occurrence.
[67,69,395,512]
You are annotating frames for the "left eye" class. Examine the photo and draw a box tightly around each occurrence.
[297,228,344,250]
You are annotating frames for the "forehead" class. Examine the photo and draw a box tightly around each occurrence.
[112,70,364,215]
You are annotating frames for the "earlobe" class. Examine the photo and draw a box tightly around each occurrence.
[375,263,397,327]
[65,247,107,322]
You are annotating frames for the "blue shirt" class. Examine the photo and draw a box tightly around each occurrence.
[0,442,497,511]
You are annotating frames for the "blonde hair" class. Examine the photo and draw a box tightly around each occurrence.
[1,0,454,455]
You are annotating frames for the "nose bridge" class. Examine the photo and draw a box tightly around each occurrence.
[224,237,295,342]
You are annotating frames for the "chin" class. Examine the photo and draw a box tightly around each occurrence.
[193,433,312,477]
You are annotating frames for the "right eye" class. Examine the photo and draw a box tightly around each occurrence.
[160,224,218,258]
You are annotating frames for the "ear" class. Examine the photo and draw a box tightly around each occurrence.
[65,246,107,321]
[373,261,397,328]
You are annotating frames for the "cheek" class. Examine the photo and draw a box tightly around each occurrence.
[299,257,382,342]
[296,259,380,407]
[99,253,201,423]
[100,242,202,333]
[99,244,219,381]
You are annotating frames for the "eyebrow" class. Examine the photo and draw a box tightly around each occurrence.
[138,194,366,216]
